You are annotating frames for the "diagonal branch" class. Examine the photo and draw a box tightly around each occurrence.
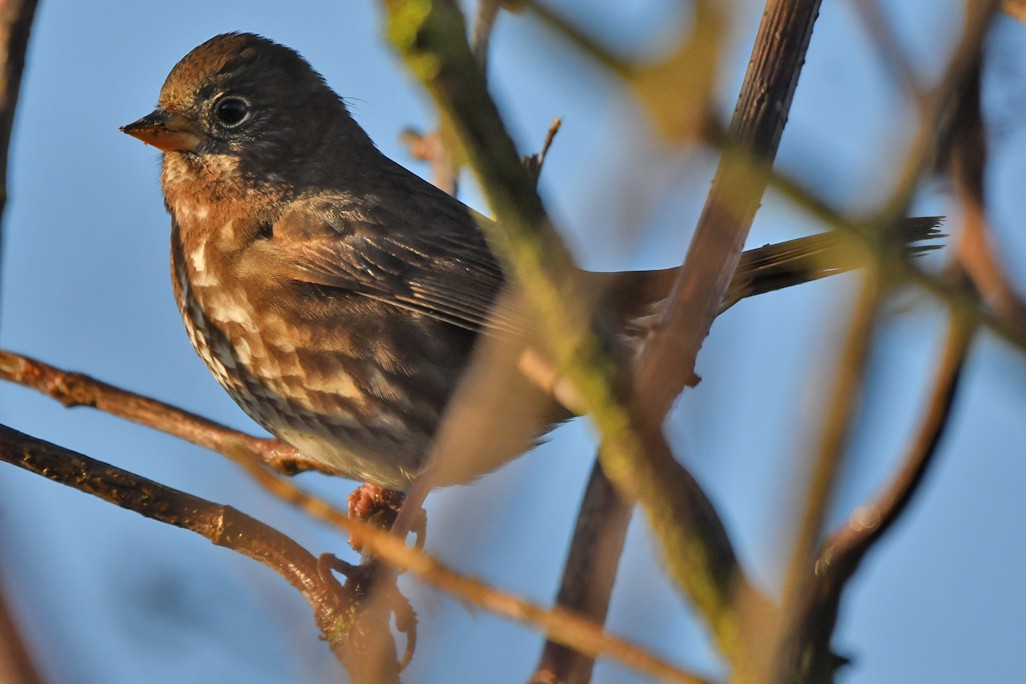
[634,0,824,422]
[767,6,997,680]
[0,579,42,684]
[769,271,883,683]
[531,458,633,684]
[380,0,763,673]
[0,0,36,263]
[774,309,972,682]
[1004,0,1026,21]
[0,350,321,475]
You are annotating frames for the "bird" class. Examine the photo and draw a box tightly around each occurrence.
[122,33,940,492]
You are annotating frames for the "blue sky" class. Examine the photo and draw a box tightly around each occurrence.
[1,1,1025,682]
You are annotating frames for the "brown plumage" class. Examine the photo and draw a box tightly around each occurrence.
[122,33,941,490]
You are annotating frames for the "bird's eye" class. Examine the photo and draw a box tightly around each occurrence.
[214,97,250,127]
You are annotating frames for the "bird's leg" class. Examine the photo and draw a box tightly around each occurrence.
[347,484,424,552]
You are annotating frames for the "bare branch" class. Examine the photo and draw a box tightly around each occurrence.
[774,309,972,682]
[0,581,42,684]
[0,423,405,682]
[524,116,563,185]
[0,0,36,241]
[472,0,502,71]
[531,459,633,684]
[1001,0,1026,23]
[380,1,762,672]
[946,53,1026,326]
[769,272,883,683]
[0,350,323,475]
[634,0,824,422]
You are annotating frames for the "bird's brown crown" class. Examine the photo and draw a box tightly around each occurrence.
[158,32,326,114]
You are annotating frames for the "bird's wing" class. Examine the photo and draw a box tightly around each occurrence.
[272,193,525,336]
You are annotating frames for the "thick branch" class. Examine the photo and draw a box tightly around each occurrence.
[381,0,760,670]
[633,0,823,419]
[531,458,633,684]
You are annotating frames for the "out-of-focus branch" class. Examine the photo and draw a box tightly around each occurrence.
[526,0,723,142]
[0,580,41,684]
[695,129,1026,352]
[472,0,502,70]
[531,459,633,684]
[851,0,924,101]
[0,6,47,682]
[381,0,760,672]
[946,53,1026,326]
[769,10,996,679]
[0,0,36,236]
[880,0,998,220]
[774,310,972,682]
[768,271,882,684]
[1001,0,1026,23]
[525,109,623,684]
[403,0,512,196]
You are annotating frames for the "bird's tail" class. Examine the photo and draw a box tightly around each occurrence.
[604,216,944,332]
[721,215,944,311]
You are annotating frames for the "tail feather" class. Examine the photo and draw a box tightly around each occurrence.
[605,216,945,332]
[722,216,944,311]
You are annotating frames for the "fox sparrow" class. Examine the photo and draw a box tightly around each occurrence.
[122,33,939,490]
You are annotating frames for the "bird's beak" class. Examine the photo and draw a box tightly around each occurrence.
[121,109,203,152]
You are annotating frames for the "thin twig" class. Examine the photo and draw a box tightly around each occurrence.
[0,0,37,311]
[767,271,883,684]
[946,54,1026,326]
[822,314,972,575]
[525,0,724,141]
[878,0,998,220]
[850,0,925,103]
[524,117,562,184]
[775,309,973,682]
